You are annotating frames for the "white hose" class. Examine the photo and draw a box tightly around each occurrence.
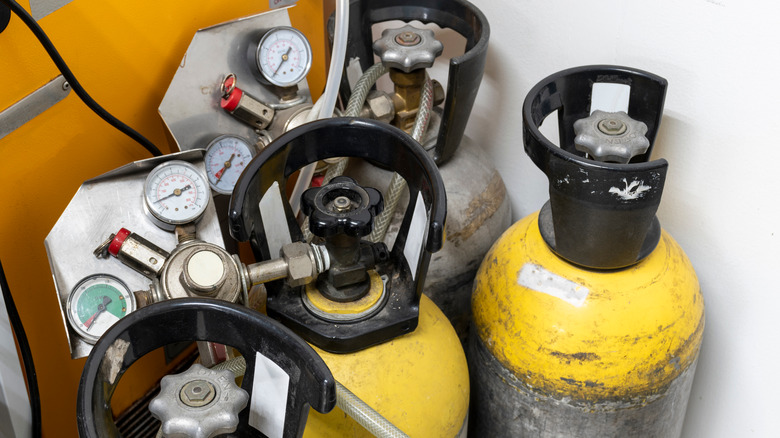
[289,0,349,216]
[290,98,326,217]
[211,356,408,438]
[318,0,349,120]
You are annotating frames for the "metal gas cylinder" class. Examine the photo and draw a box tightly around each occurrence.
[469,66,704,437]
[230,118,469,437]
[330,0,512,342]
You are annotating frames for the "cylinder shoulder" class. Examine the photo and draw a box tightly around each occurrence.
[472,212,704,402]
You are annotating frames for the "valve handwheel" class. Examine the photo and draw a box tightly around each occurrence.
[77,299,336,437]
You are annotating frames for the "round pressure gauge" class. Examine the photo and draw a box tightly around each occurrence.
[256,26,312,87]
[143,160,209,230]
[66,274,136,344]
[204,135,256,195]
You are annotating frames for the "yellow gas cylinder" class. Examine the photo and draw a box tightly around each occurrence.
[469,66,704,437]
[305,294,469,437]
[230,118,470,437]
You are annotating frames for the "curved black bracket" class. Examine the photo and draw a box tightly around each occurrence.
[229,118,446,352]
[522,65,669,269]
[329,0,489,165]
[77,299,335,438]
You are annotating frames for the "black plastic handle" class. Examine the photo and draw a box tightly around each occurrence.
[330,0,490,165]
[522,65,669,269]
[228,117,446,353]
[77,299,335,438]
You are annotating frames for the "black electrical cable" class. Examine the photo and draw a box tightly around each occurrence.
[0,0,163,157]
[0,260,41,438]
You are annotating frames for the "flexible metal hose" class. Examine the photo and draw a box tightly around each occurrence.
[209,356,408,437]
[323,62,389,184]
[369,75,434,243]
[335,380,409,438]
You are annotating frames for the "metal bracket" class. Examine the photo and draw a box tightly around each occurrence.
[0,75,71,140]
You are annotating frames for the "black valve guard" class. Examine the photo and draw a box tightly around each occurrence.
[523,65,669,269]
[329,0,489,165]
[229,118,446,353]
[77,299,335,438]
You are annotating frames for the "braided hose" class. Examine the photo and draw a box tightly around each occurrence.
[208,356,408,437]
[335,380,409,438]
[323,62,390,183]
[369,75,434,243]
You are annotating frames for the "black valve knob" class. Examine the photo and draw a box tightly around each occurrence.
[302,176,384,238]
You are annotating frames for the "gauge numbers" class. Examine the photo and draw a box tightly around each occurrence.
[256,26,312,87]
[204,135,255,195]
[144,160,209,229]
[66,274,136,344]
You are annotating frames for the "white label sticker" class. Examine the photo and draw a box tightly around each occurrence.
[248,351,290,438]
[517,264,589,307]
[346,58,364,92]
[260,182,292,257]
[591,82,630,114]
[403,193,427,281]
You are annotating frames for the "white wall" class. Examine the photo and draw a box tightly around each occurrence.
[462,0,780,436]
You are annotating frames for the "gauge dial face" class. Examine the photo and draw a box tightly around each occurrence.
[67,274,136,344]
[204,135,255,195]
[256,26,312,87]
[144,160,209,229]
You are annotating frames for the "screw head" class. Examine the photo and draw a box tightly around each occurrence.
[332,196,352,212]
[597,118,627,135]
[395,31,421,46]
[180,379,216,407]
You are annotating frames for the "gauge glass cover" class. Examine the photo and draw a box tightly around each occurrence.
[66,274,136,344]
[256,26,312,87]
[144,160,209,228]
[204,135,255,195]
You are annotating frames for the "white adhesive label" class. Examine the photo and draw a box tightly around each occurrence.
[248,351,290,438]
[517,264,589,307]
[346,58,364,92]
[403,193,428,281]
[591,82,630,114]
[259,182,292,257]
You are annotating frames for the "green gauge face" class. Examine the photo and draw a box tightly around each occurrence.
[66,274,136,344]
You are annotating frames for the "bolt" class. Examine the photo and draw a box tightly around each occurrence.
[180,380,216,407]
[62,81,71,91]
[333,196,352,212]
[395,31,421,46]
[598,118,627,135]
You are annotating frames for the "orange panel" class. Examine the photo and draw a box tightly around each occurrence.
[0,1,325,435]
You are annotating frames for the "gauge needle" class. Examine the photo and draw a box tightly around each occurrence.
[274,47,292,76]
[155,184,192,203]
[84,296,113,329]
[214,154,236,183]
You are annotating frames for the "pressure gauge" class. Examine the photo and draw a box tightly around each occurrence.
[256,26,312,87]
[143,160,209,230]
[66,274,136,344]
[204,135,256,195]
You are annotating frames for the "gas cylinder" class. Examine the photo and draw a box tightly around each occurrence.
[329,0,512,341]
[469,66,704,437]
[230,118,470,437]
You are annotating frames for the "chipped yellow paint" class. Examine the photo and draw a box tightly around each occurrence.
[472,212,704,402]
[305,270,384,314]
[304,295,470,437]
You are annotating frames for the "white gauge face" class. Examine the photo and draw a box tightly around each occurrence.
[204,135,255,195]
[67,274,136,344]
[144,160,209,229]
[256,26,312,87]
